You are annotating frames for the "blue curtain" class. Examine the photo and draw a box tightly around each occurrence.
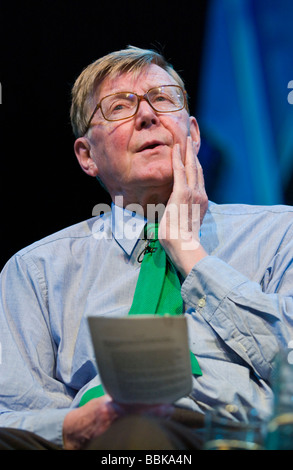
[197,0,293,205]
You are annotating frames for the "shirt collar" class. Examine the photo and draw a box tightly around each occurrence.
[111,203,146,256]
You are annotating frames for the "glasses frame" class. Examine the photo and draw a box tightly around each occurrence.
[83,85,187,135]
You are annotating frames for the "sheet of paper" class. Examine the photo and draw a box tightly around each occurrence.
[88,315,192,404]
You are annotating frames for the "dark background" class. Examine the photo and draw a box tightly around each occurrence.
[0,1,208,270]
[0,1,292,270]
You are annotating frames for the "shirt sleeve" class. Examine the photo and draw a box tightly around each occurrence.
[181,235,293,382]
[0,254,73,446]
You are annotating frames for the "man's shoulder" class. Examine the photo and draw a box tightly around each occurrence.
[204,201,293,241]
[14,214,111,259]
[207,201,293,217]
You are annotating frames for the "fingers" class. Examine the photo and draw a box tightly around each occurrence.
[185,136,198,188]
[172,136,202,191]
[171,136,208,225]
[172,143,187,190]
[194,151,205,190]
[113,402,174,419]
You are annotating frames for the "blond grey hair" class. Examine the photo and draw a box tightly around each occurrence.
[70,45,187,137]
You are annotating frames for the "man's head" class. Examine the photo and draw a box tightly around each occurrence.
[70,46,200,207]
[70,46,188,138]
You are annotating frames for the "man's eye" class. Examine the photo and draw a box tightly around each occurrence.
[153,94,175,105]
[112,103,125,111]
[154,95,168,102]
[110,100,133,112]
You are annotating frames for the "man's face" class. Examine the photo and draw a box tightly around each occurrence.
[76,64,199,204]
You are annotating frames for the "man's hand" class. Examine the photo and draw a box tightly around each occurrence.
[63,395,120,450]
[159,136,208,277]
[63,395,174,450]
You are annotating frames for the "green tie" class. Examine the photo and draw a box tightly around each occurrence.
[128,223,183,316]
[79,223,202,406]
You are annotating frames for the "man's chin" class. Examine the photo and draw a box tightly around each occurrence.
[135,161,173,185]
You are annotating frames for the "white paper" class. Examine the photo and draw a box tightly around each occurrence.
[88,315,192,404]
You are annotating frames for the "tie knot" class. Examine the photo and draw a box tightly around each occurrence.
[144,223,159,241]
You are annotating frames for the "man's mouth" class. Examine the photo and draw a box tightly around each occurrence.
[137,141,165,152]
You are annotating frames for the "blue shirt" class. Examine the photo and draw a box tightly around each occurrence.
[0,201,293,445]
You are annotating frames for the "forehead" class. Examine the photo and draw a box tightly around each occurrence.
[96,64,178,99]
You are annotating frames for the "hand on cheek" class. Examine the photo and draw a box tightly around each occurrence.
[159,137,208,277]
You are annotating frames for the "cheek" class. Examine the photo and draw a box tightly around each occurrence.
[104,124,132,157]
[162,114,190,145]
[92,128,129,167]
[111,134,129,154]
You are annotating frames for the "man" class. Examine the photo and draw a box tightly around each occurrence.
[0,46,292,450]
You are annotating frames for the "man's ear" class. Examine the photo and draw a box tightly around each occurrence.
[189,116,201,153]
[74,137,99,177]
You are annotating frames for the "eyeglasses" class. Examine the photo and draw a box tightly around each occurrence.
[84,85,187,134]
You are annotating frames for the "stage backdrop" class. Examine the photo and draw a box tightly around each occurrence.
[197,0,293,205]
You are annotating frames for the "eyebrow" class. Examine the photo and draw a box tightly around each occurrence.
[98,83,178,99]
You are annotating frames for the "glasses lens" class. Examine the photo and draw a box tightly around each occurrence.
[99,86,185,122]
[148,86,184,112]
[101,93,137,120]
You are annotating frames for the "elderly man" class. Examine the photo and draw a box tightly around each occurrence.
[0,46,292,450]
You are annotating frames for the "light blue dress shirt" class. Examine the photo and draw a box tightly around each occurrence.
[0,201,293,445]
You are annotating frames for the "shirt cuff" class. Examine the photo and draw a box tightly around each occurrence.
[181,255,248,320]
[180,255,277,379]
[36,408,68,446]
[0,408,69,447]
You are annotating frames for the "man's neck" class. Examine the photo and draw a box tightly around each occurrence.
[110,185,172,219]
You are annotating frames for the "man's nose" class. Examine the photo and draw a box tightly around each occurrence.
[134,99,160,129]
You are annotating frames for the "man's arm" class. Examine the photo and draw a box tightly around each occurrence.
[182,252,293,381]
[0,254,71,445]
[0,251,174,449]
[0,252,128,449]
[159,137,293,381]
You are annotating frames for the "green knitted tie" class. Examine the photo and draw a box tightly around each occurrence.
[80,223,201,406]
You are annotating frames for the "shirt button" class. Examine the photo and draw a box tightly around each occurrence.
[198,296,206,308]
